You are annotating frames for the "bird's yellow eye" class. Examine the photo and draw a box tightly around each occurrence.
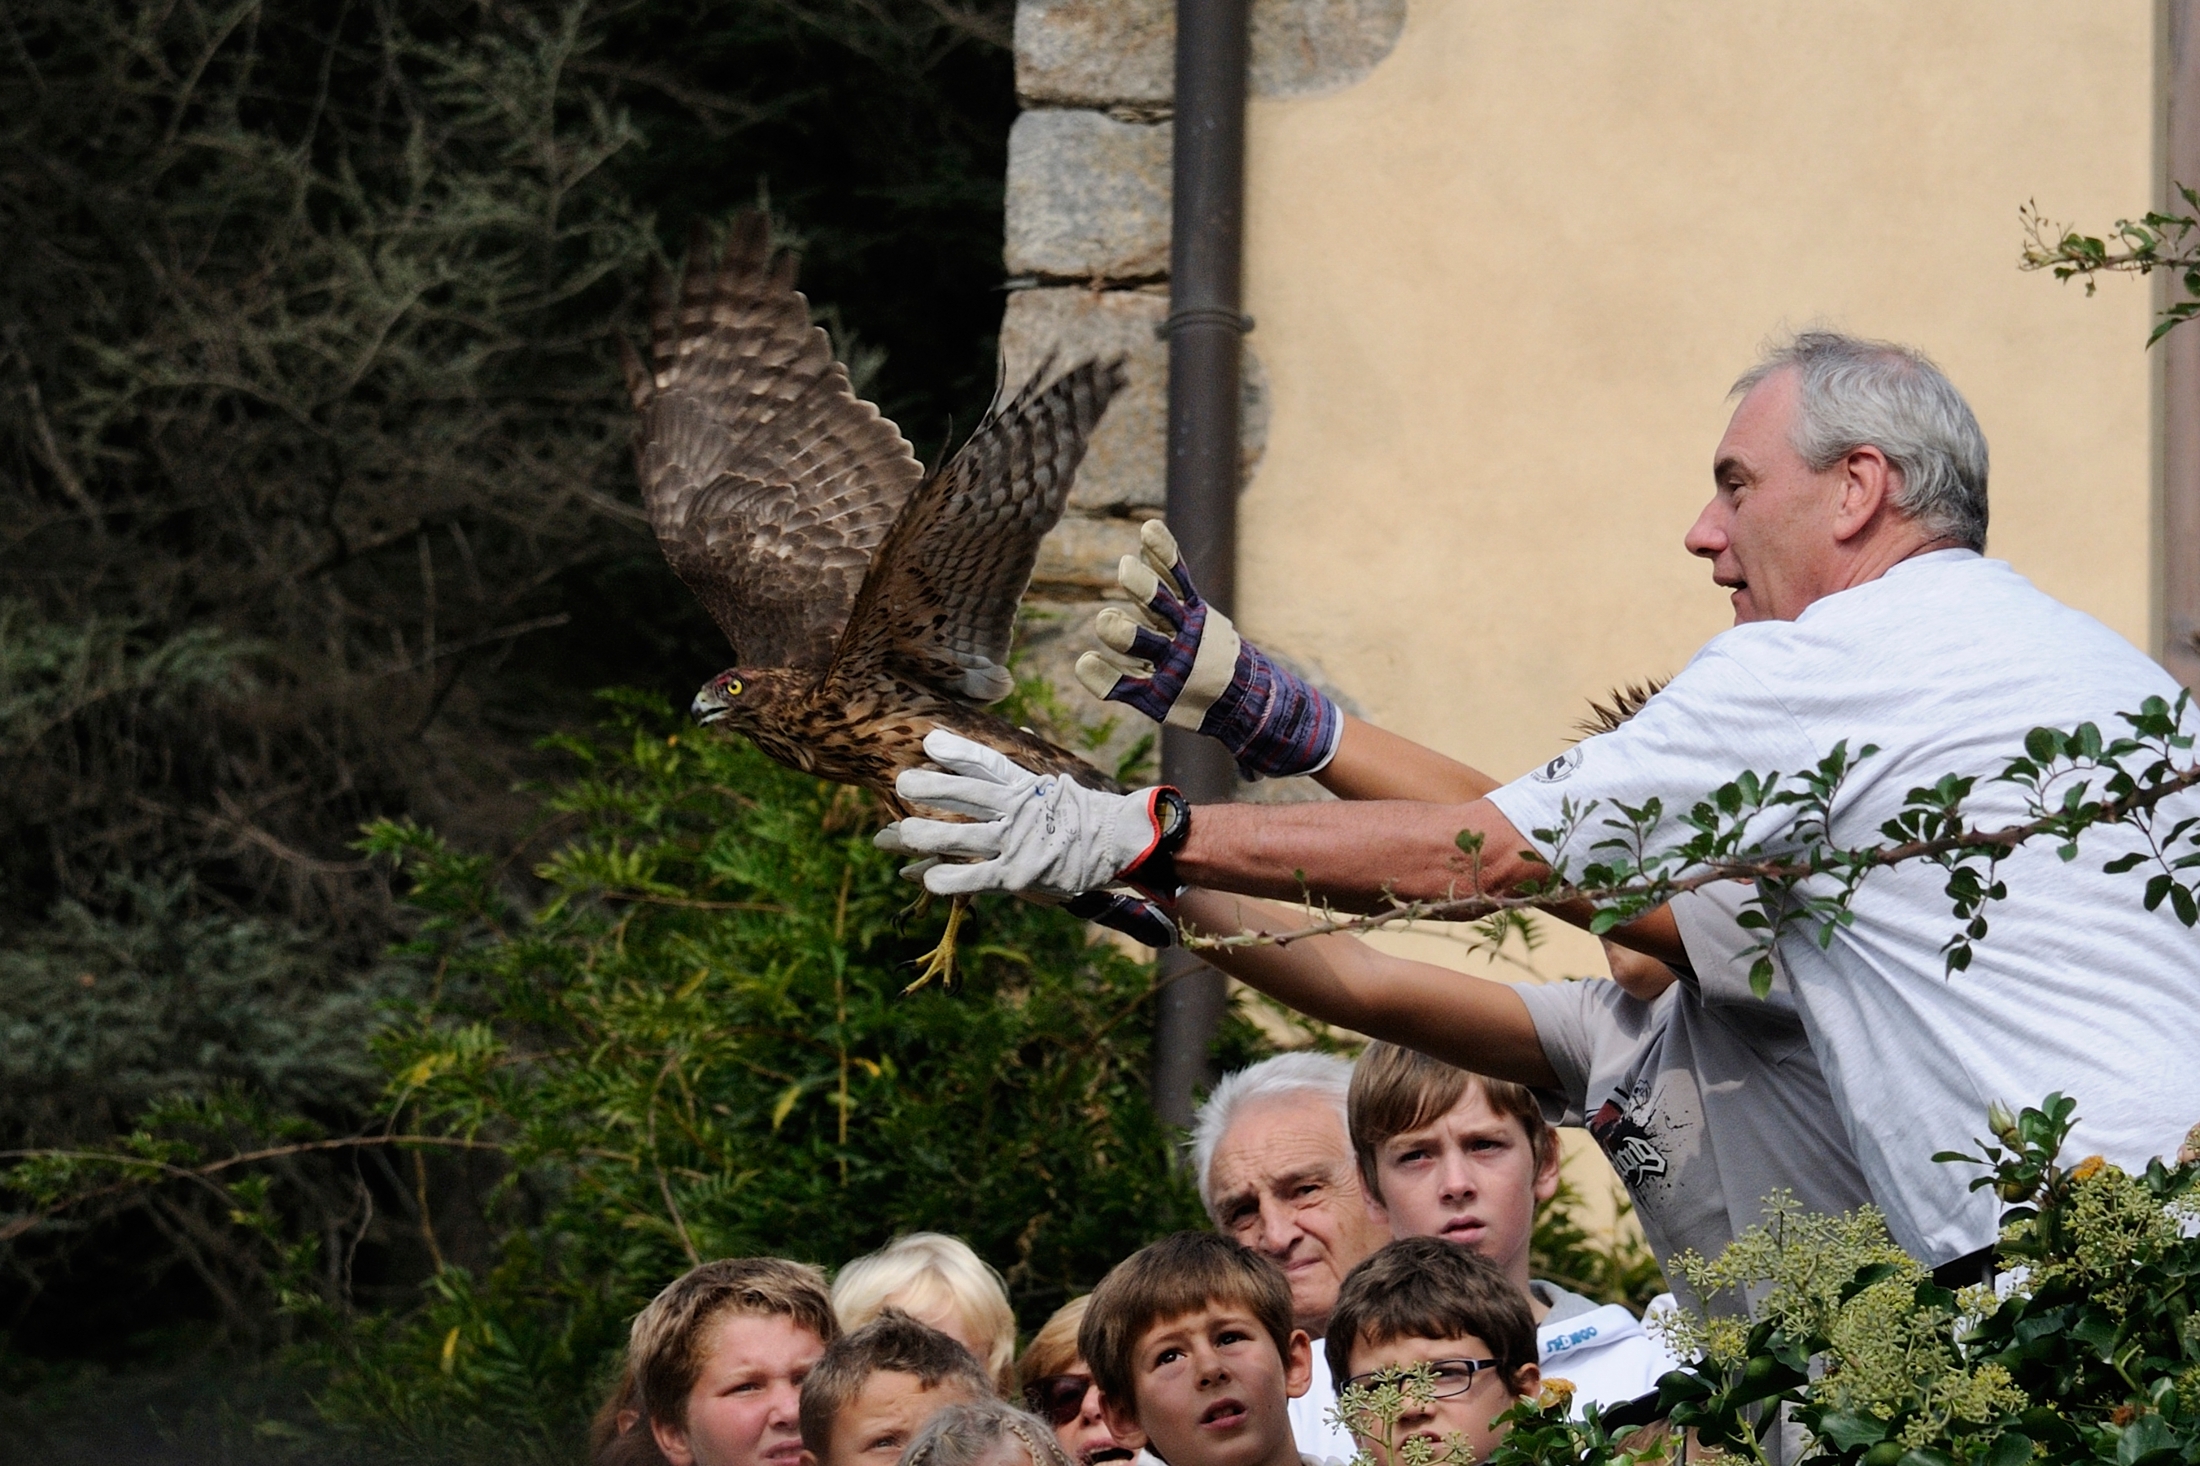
[726,678,742,695]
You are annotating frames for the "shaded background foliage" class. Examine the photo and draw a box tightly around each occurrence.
[0,3,1649,1460]
[0,0,1020,1439]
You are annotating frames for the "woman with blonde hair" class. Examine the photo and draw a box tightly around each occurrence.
[834,1233,1017,1394]
[1014,1296,1135,1466]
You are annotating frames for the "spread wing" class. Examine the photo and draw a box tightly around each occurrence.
[826,356,1127,703]
[621,215,925,672]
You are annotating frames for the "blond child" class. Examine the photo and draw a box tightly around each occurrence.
[836,1233,1018,1395]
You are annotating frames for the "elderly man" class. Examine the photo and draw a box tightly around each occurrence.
[885,332,2200,1279]
[1192,1052,1389,1465]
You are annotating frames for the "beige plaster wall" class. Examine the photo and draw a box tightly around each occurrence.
[1238,0,2156,805]
[1230,0,2159,1221]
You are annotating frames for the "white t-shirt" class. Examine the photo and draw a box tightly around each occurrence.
[1516,883,1876,1311]
[1532,1283,1680,1414]
[1489,552,2200,1266]
[1288,1342,1357,1466]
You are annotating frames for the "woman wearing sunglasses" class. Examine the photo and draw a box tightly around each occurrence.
[1015,1297,1138,1466]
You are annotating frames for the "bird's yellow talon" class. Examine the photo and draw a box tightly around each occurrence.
[903,895,969,994]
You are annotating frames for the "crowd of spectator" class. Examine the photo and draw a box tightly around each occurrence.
[590,1047,1676,1466]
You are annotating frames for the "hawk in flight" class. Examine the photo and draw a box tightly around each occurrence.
[620,215,1128,983]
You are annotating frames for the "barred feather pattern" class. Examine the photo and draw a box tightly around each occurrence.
[828,355,1130,706]
[623,214,924,672]
[1574,678,1670,740]
[621,213,1129,803]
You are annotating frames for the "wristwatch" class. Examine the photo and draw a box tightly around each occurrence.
[1126,787,1192,902]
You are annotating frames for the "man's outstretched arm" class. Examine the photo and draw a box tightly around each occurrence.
[1173,887,1560,1089]
[1315,714,1499,802]
[1174,796,1686,965]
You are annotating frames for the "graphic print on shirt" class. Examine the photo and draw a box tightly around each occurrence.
[1588,1080,1677,1194]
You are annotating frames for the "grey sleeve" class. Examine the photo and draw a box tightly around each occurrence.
[1512,979,1604,1127]
[1671,884,1799,1014]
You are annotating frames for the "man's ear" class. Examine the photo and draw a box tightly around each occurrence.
[1832,444,1899,542]
[651,1418,697,1466]
[1283,1328,1314,1400]
[1508,1361,1541,1403]
[1099,1394,1147,1451]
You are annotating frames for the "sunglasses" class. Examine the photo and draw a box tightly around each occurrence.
[1341,1358,1501,1399]
[1024,1373,1097,1426]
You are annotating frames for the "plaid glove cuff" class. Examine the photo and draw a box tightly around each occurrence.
[1204,656,1343,781]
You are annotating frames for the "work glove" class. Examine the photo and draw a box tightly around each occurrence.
[1074,519,1342,780]
[1062,890,1178,949]
[877,839,1177,947]
[877,730,1180,900]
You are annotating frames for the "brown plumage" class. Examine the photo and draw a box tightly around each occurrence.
[620,214,1129,819]
[1574,678,1669,740]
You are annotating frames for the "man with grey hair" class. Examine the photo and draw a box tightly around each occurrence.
[1192,1052,1388,1464]
[882,331,2200,1283]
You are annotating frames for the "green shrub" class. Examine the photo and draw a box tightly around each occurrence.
[309,691,1282,1456]
[1473,1094,2200,1465]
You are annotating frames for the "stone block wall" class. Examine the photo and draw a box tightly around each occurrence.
[1006,0,1400,784]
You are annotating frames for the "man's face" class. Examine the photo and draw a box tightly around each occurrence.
[821,1370,981,1466]
[1340,1332,1535,1466]
[1206,1093,1392,1336]
[1371,1086,1558,1290]
[653,1312,825,1466]
[1099,1304,1311,1466]
[1685,368,1853,624]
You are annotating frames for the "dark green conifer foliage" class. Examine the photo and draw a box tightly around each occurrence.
[0,0,1019,1391]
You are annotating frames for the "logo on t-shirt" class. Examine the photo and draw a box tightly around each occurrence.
[1531,747,1584,784]
[1589,1091,1671,1190]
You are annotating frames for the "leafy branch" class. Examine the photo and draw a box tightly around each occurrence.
[1,1132,502,1246]
[1185,694,2200,996]
[2020,190,2200,343]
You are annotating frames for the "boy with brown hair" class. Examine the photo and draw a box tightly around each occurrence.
[626,1256,840,1466]
[1325,1238,1541,1466]
[1077,1232,1313,1466]
[798,1308,996,1466]
[1348,1044,1675,1412]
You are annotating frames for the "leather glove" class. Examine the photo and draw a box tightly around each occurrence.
[1063,890,1178,948]
[1074,519,1342,780]
[877,730,1178,899]
[875,851,1177,948]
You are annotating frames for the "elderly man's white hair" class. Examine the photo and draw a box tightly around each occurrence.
[1188,1051,1356,1221]
[1732,329,1991,552]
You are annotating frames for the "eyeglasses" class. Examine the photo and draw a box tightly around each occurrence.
[1025,1373,1096,1426]
[1341,1359,1501,1398]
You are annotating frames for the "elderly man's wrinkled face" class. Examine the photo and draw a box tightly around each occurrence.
[1685,368,1852,624]
[1206,1093,1392,1337]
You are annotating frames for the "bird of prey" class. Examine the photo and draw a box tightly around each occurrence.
[619,214,1128,987]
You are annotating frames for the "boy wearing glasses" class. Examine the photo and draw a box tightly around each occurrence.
[1327,1238,1541,1466]
[1076,1233,1314,1466]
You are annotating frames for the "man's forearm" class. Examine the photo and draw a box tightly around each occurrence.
[1315,715,1501,802]
[1174,797,1689,965]
[1176,796,1526,906]
[1174,888,1560,1088]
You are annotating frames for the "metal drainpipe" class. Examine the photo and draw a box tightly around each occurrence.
[1151,0,1250,1133]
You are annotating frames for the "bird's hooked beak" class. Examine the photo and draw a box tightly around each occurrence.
[691,675,740,726]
